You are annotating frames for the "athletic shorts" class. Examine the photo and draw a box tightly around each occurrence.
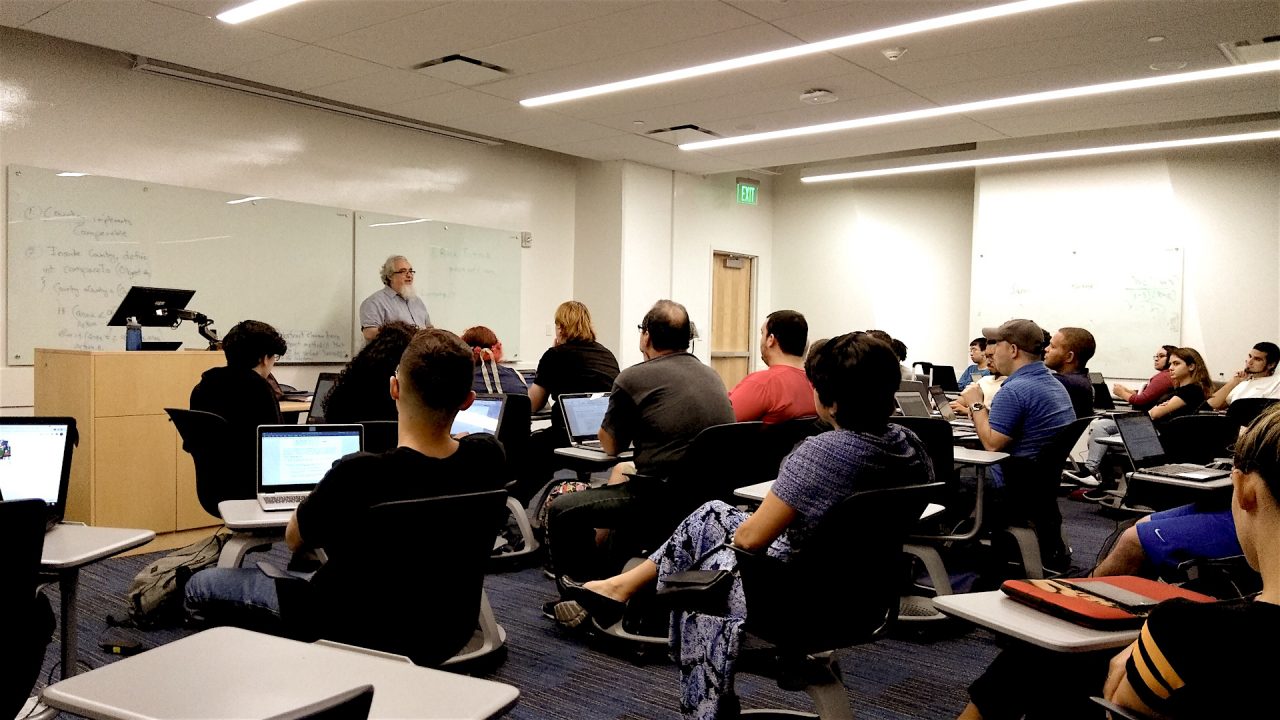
[1136,505,1241,575]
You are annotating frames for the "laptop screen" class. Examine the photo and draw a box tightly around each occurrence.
[895,392,931,418]
[0,419,74,522]
[308,373,339,421]
[561,393,610,440]
[258,425,363,492]
[452,395,506,435]
[1114,414,1165,465]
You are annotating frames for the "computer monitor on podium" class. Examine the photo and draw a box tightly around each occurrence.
[107,286,196,327]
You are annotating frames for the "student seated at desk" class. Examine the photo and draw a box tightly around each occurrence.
[556,331,932,719]
[322,320,415,423]
[1204,341,1280,410]
[958,402,1280,720]
[727,310,815,424]
[958,337,993,389]
[461,325,528,395]
[185,329,505,630]
[1044,327,1097,420]
[190,320,284,479]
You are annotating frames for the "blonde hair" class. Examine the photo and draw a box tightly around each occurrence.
[555,301,596,343]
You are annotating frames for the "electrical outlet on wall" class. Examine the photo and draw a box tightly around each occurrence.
[545,324,553,336]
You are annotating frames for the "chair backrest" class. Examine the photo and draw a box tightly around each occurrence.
[1158,413,1239,464]
[666,421,765,514]
[758,415,825,477]
[1226,397,1279,429]
[495,393,532,482]
[996,416,1095,564]
[890,416,955,484]
[0,498,49,719]
[263,685,374,720]
[297,489,507,667]
[358,420,398,454]
[166,407,250,518]
[736,481,943,653]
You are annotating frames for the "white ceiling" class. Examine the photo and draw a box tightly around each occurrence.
[3,0,1277,174]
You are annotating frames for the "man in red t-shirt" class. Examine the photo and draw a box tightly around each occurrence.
[729,310,816,424]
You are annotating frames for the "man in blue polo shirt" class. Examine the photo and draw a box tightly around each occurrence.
[960,318,1075,568]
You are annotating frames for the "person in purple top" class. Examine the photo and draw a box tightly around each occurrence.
[555,331,933,719]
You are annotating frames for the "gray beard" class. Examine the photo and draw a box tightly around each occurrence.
[396,284,417,300]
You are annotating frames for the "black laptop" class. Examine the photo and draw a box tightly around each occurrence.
[1113,413,1229,481]
[306,372,340,424]
[0,417,77,531]
[1089,372,1115,410]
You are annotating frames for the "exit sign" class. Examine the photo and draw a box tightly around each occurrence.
[736,178,759,205]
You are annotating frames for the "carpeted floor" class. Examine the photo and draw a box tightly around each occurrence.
[33,496,1129,719]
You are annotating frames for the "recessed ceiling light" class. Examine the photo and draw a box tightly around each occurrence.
[226,196,269,205]
[217,0,308,25]
[633,120,645,127]
[681,60,1280,151]
[56,172,89,177]
[520,0,1083,106]
[1150,61,1189,71]
[801,129,1280,183]
[1147,35,1167,43]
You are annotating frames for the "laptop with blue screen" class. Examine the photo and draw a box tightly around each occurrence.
[256,424,363,511]
[451,394,506,436]
[559,392,611,450]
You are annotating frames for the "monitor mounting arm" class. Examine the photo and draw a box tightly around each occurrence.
[156,308,220,350]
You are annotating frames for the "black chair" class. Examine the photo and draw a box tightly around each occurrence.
[263,685,374,720]
[1226,397,1279,429]
[889,417,961,617]
[167,408,253,518]
[491,394,537,560]
[658,481,943,718]
[758,415,825,478]
[260,489,508,668]
[1,499,54,719]
[358,420,398,454]
[1157,413,1238,464]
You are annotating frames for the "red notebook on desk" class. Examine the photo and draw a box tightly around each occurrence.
[1001,576,1215,630]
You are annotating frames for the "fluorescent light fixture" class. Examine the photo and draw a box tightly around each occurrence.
[520,0,1082,107]
[226,196,269,205]
[684,60,1280,151]
[56,172,89,177]
[217,0,307,25]
[368,218,431,227]
[801,129,1280,183]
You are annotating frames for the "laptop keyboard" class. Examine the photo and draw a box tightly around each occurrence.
[1145,463,1218,476]
[262,493,308,506]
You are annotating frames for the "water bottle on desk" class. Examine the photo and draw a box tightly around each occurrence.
[125,316,142,351]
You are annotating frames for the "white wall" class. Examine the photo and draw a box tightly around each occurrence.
[617,163,674,368]
[771,170,977,369]
[572,159,623,357]
[972,144,1280,382]
[0,28,578,407]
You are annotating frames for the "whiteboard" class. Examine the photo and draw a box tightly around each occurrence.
[6,165,355,364]
[354,212,523,359]
[972,247,1182,378]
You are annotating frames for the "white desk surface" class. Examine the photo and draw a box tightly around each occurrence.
[42,626,519,720]
[730,480,944,523]
[1097,435,1125,448]
[219,499,291,529]
[1126,470,1232,491]
[933,591,1137,653]
[42,524,156,569]
[553,446,633,462]
[952,447,1009,465]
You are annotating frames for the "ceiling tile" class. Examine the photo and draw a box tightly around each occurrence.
[386,88,522,124]
[0,0,69,27]
[317,0,632,69]
[23,0,206,53]
[497,117,623,147]
[225,44,385,91]
[308,68,456,112]
[224,0,444,44]
[717,118,1005,170]
[724,0,881,24]
[134,16,302,73]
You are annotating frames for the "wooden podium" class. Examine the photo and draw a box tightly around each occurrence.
[34,348,225,533]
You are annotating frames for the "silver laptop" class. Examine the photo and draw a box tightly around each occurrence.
[898,379,929,407]
[1113,413,1230,481]
[0,417,76,531]
[929,385,958,421]
[451,394,506,436]
[895,391,932,418]
[559,392,611,450]
[256,424,364,511]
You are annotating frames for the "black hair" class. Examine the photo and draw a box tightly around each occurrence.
[805,331,899,432]
[397,328,475,413]
[971,337,987,351]
[1057,327,1097,367]
[222,320,286,369]
[890,338,908,362]
[764,310,808,357]
[323,321,416,423]
[641,300,692,352]
[1254,342,1280,372]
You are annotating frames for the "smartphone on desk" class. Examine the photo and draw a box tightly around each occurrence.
[1063,580,1161,613]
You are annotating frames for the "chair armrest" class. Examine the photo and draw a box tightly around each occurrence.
[1089,696,1155,720]
[257,560,307,584]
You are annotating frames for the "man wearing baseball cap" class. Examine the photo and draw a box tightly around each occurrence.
[958,318,1075,569]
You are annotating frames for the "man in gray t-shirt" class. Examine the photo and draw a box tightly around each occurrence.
[358,254,431,340]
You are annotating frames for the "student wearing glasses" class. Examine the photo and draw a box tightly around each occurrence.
[359,254,431,340]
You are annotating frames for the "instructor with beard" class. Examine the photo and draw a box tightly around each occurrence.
[359,254,432,340]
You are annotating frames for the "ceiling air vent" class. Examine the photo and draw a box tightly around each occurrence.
[644,124,720,146]
[1218,37,1280,65]
[413,55,509,85]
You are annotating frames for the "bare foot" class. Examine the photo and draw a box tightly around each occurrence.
[583,578,628,602]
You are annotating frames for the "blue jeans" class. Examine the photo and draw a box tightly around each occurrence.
[184,567,281,622]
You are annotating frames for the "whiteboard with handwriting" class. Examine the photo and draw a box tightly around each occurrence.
[353,212,523,359]
[7,165,354,364]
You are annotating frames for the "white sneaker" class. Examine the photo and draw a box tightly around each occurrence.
[1062,469,1100,487]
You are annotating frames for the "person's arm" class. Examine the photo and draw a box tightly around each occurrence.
[598,386,633,457]
[1148,394,1186,420]
[529,383,549,412]
[1207,373,1246,410]
[598,426,620,456]
[1112,383,1134,401]
[1102,643,1162,718]
[959,382,1012,451]
[732,493,797,551]
[361,326,378,341]
[285,512,304,551]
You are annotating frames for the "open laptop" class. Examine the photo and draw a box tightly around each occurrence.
[929,385,958,421]
[0,417,77,531]
[1113,413,1230,481]
[256,424,364,511]
[1088,371,1115,410]
[898,379,929,407]
[559,392,611,450]
[452,393,506,436]
[895,391,932,418]
[306,372,340,424]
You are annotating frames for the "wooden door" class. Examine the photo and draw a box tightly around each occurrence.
[710,252,754,391]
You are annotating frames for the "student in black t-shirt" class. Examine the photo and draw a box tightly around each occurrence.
[185,328,505,625]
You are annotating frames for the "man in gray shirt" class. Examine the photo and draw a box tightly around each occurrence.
[358,255,431,340]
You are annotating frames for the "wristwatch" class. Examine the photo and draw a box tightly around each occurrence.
[970,403,987,415]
